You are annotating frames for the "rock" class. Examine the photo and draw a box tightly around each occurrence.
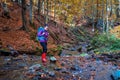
[60,50,79,57]
[96,19,104,30]
[7,45,19,57]
[29,64,41,71]
[48,71,55,77]
[111,70,120,80]
[68,47,76,51]
[4,57,11,61]
[36,72,42,76]
[18,63,27,68]
[54,67,62,71]
[50,56,57,63]
[81,47,87,53]
[81,43,89,53]
[61,68,69,73]
[32,76,40,80]
[88,50,94,55]
[71,65,82,72]
[75,45,82,52]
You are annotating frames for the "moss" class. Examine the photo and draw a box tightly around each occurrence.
[48,45,63,56]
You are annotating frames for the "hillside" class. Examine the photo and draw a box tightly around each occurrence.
[0,3,73,54]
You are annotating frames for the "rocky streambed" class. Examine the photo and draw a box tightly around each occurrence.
[0,51,119,80]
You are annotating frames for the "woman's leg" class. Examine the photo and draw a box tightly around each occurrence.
[40,42,47,53]
[40,42,47,62]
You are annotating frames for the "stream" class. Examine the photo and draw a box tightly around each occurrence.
[0,44,120,80]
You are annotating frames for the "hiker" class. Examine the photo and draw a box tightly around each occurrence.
[37,24,49,62]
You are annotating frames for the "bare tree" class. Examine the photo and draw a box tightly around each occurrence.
[38,0,41,20]
[21,0,28,31]
[29,0,33,23]
[45,0,49,24]
[116,0,120,19]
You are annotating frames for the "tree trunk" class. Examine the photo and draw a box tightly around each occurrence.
[96,0,99,19]
[116,0,120,18]
[29,0,33,23]
[54,0,56,21]
[102,0,105,32]
[109,0,113,17]
[106,0,109,37]
[21,0,28,31]
[41,0,45,24]
[18,0,21,4]
[92,0,95,32]
[38,0,41,20]
[42,0,45,15]
[45,0,49,24]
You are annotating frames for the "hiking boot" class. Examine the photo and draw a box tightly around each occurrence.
[41,53,47,62]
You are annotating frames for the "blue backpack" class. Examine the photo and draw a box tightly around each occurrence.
[36,27,44,41]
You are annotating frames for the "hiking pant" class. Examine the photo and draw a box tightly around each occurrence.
[40,42,47,53]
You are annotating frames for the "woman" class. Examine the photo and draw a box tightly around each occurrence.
[37,24,49,62]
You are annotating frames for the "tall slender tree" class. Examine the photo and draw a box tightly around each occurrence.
[45,0,49,24]
[54,0,56,21]
[92,0,95,32]
[29,0,33,23]
[116,0,120,19]
[96,0,99,19]
[106,0,109,37]
[38,0,41,19]
[42,0,45,15]
[102,0,105,32]
[21,0,28,31]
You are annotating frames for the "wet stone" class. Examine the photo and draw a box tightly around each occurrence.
[48,71,55,77]
[17,63,27,68]
[0,53,119,80]
[88,50,94,55]
[71,65,82,71]
[68,47,76,51]
[54,67,62,71]
[29,64,41,71]
[32,76,40,80]
[50,56,57,63]
[61,68,69,73]
[111,69,120,80]
[4,57,11,61]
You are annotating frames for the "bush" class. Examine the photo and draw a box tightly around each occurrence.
[91,33,120,52]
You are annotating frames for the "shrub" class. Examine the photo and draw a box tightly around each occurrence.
[91,33,120,52]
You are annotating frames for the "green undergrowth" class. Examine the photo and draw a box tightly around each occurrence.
[91,33,120,54]
[48,45,63,56]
